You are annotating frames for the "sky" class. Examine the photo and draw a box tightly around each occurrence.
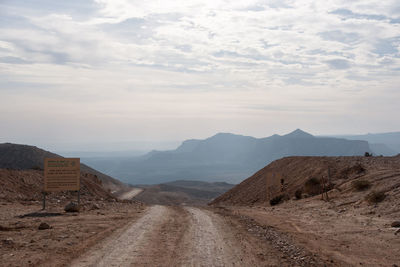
[0,0,399,151]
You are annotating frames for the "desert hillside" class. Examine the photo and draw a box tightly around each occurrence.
[211,155,400,206]
[0,169,115,202]
[210,155,400,265]
[0,143,127,192]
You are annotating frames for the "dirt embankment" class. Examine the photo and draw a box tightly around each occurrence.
[211,155,400,266]
[0,169,116,202]
[211,155,400,206]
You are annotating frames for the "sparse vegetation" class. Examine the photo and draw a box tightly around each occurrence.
[304,177,321,196]
[295,188,303,199]
[364,152,372,157]
[341,163,366,178]
[352,180,371,191]
[269,194,285,206]
[365,190,386,204]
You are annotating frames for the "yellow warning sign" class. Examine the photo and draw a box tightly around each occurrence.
[44,158,80,192]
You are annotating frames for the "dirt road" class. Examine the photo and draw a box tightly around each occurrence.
[118,188,144,200]
[70,205,295,267]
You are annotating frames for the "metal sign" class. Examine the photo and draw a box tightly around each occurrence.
[44,158,80,192]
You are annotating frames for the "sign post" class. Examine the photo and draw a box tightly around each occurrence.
[43,158,80,210]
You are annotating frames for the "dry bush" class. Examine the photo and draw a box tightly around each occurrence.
[365,191,386,204]
[352,180,371,191]
[341,163,366,178]
[269,194,285,206]
[304,177,321,196]
[295,188,303,199]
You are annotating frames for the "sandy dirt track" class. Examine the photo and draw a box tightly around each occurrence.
[118,188,144,200]
[71,205,167,267]
[70,205,290,267]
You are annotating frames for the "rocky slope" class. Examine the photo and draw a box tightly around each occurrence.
[210,155,400,206]
[0,143,127,191]
[0,169,115,202]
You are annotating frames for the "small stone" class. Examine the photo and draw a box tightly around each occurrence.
[91,203,100,210]
[38,222,51,230]
[2,238,14,246]
[395,229,400,235]
[391,221,400,228]
[64,202,80,212]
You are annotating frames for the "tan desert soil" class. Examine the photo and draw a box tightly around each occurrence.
[0,201,145,267]
[210,155,400,266]
[70,204,334,267]
[219,200,400,266]
[178,207,284,266]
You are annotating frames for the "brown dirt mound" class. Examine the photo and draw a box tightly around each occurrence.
[0,169,116,202]
[210,155,400,206]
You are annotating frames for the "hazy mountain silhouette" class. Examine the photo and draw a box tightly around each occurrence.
[91,129,371,184]
[331,132,400,155]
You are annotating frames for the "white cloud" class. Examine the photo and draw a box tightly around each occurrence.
[0,0,399,147]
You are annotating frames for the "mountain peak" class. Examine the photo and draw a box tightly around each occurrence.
[283,129,314,138]
[208,132,243,140]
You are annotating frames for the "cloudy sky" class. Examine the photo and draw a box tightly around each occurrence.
[1,0,399,151]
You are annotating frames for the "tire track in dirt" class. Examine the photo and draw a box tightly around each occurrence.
[70,205,168,267]
[71,205,284,266]
[126,206,190,266]
[179,207,272,266]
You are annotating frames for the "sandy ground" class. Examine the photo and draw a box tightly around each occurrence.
[227,199,400,267]
[0,200,145,267]
[70,205,328,267]
[3,199,396,266]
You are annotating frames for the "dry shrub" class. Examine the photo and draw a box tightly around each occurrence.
[352,180,371,191]
[365,191,386,204]
[295,188,303,199]
[270,194,284,206]
[341,163,366,178]
[304,177,321,196]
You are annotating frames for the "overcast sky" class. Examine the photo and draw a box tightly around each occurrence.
[0,0,399,151]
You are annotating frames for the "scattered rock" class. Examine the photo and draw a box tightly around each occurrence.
[90,203,100,210]
[64,202,80,212]
[390,221,400,228]
[38,222,51,230]
[2,238,14,246]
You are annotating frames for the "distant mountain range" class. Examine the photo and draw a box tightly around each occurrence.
[328,132,400,156]
[84,129,372,184]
